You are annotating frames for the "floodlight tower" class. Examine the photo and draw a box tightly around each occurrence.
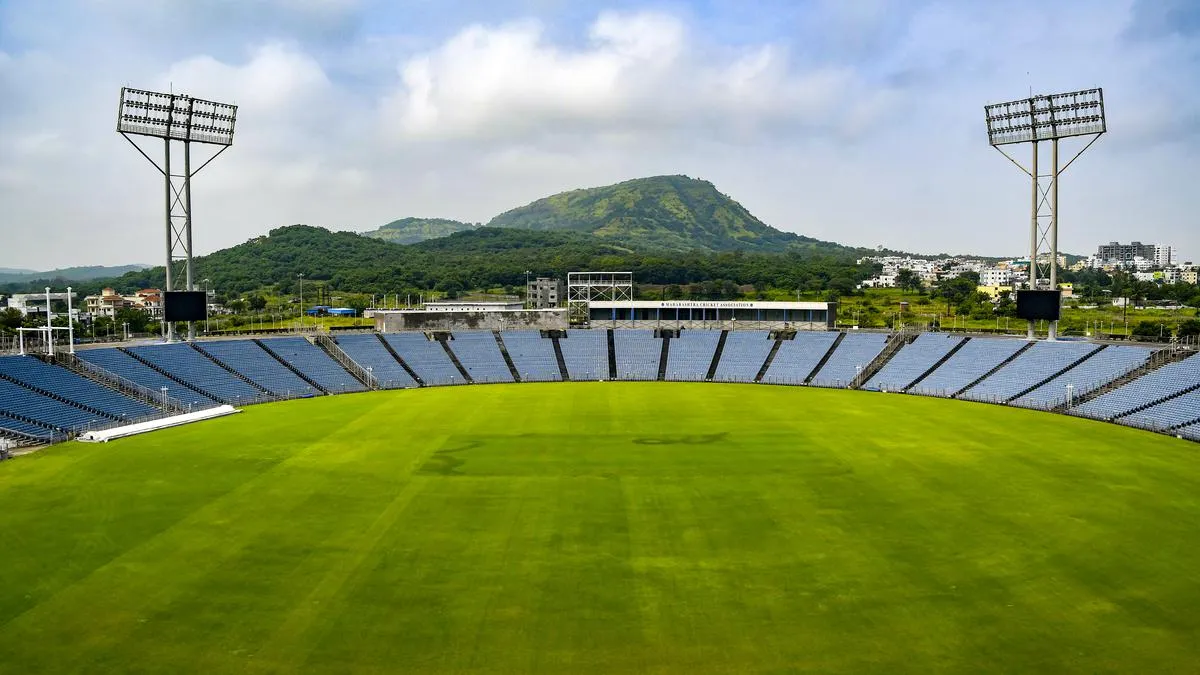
[984,88,1105,339]
[117,87,238,341]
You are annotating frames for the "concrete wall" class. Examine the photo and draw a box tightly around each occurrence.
[376,309,568,332]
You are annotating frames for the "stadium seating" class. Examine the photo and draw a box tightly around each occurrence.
[77,348,217,409]
[198,340,319,398]
[1120,390,1200,432]
[810,333,889,387]
[382,333,464,386]
[665,330,720,381]
[1011,345,1151,409]
[961,341,1099,403]
[712,331,774,383]
[1074,354,1200,421]
[0,412,60,441]
[333,334,418,389]
[559,329,608,380]
[257,338,368,393]
[908,338,1029,397]
[0,378,113,432]
[1180,422,1200,441]
[862,333,964,392]
[127,343,267,404]
[613,330,662,381]
[761,332,840,385]
[446,332,515,384]
[0,355,157,420]
[500,331,561,382]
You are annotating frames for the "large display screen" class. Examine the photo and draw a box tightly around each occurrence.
[164,291,207,322]
[1016,290,1062,321]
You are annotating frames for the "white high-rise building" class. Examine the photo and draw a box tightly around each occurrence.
[979,268,1012,287]
[1154,245,1173,267]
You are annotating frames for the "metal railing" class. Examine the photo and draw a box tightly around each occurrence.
[53,352,189,414]
[312,334,378,390]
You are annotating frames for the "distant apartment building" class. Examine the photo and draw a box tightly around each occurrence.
[1097,241,1157,263]
[83,288,162,319]
[526,277,564,309]
[979,268,1012,287]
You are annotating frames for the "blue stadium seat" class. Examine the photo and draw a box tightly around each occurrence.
[382,333,464,386]
[198,340,319,398]
[559,329,608,381]
[908,338,1029,397]
[334,334,418,389]
[0,355,156,420]
[613,330,661,381]
[128,343,267,404]
[0,411,60,441]
[447,332,514,384]
[1120,390,1200,432]
[500,331,561,382]
[665,330,720,381]
[1012,345,1151,409]
[863,334,964,392]
[712,331,773,383]
[257,338,367,393]
[961,341,1102,403]
[1075,354,1200,421]
[78,348,217,409]
[0,378,112,432]
[810,333,888,387]
[762,332,840,385]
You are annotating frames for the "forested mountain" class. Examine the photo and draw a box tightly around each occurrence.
[362,217,476,244]
[24,225,874,299]
[488,175,828,253]
[0,264,149,284]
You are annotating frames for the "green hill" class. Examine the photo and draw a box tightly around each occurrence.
[487,175,821,253]
[0,264,149,284]
[362,217,476,245]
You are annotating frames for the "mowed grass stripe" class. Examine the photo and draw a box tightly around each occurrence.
[1,383,1199,674]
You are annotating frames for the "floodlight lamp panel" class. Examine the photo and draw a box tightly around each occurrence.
[116,86,238,146]
[984,87,1105,145]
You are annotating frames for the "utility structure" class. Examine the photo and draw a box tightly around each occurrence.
[984,88,1105,339]
[117,87,238,341]
[567,272,633,325]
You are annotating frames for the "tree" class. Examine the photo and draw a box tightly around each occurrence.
[895,269,922,293]
[1177,319,1200,339]
[1131,321,1164,338]
[247,294,267,311]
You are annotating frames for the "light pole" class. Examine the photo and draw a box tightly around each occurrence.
[525,270,531,308]
[203,278,210,334]
[298,273,305,330]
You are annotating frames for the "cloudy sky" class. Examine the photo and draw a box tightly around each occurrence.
[0,0,1197,270]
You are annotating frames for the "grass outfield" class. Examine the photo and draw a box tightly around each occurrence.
[2,383,1199,673]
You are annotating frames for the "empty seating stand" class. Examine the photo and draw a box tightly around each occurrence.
[811,333,888,388]
[258,337,367,393]
[863,333,962,392]
[383,333,464,386]
[445,332,513,384]
[334,334,418,389]
[559,329,608,381]
[961,341,1099,403]
[762,332,840,385]
[1180,422,1200,442]
[199,340,319,398]
[613,330,662,381]
[713,331,773,383]
[1121,390,1200,432]
[128,343,266,404]
[0,355,156,421]
[1012,345,1151,410]
[77,348,217,409]
[500,332,561,382]
[908,338,1029,397]
[1075,354,1200,421]
[665,330,720,381]
[0,412,60,442]
[0,378,111,432]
